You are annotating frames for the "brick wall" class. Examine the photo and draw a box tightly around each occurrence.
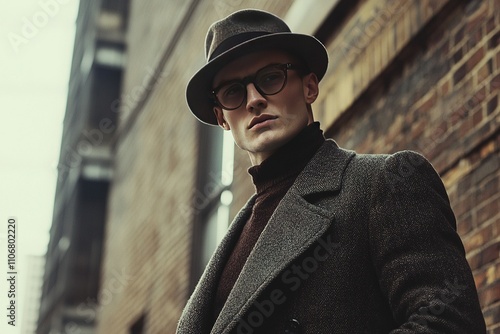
[310,0,499,330]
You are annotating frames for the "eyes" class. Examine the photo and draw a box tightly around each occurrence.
[219,69,285,98]
[213,63,296,110]
[221,83,243,98]
[259,71,285,90]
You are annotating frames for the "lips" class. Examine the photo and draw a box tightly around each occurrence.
[248,114,278,129]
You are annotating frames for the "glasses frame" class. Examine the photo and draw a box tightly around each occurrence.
[211,63,300,110]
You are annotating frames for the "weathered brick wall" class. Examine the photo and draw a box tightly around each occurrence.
[311,0,499,330]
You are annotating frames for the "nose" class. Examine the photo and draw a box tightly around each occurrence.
[245,83,267,112]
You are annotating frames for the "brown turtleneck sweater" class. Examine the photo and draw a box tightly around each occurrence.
[212,122,325,320]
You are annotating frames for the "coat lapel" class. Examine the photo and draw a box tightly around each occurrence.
[212,140,356,334]
[177,195,256,334]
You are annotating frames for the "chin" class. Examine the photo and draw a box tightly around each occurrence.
[253,134,289,152]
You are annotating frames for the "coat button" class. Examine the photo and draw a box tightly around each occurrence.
[284,318,301,334]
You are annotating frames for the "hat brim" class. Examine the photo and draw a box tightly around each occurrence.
[186,32,329,125]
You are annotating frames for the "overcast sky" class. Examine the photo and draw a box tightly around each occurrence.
[0,0,79,332]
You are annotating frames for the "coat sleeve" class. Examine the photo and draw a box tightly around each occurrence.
[367,151,486,333]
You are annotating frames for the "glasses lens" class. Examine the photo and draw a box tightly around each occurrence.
[214,65,289,109]
[256,67,286,95]
[217,82,245,109]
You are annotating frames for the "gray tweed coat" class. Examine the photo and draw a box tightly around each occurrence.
[177,140,486,334]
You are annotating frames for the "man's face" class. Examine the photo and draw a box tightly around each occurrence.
[212,50,319,165]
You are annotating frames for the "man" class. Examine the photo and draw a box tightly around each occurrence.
[177,9,486,334]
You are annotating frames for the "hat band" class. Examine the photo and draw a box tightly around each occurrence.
[209,31,272,61]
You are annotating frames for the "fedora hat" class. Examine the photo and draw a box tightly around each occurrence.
[186,8,329,125]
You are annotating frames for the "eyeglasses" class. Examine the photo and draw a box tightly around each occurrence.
[212,63,300,110]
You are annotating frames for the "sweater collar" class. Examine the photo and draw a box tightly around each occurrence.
[248,122,325,193]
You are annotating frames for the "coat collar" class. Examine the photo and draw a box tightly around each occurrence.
[177,140,355,334]
[292,139,355,196]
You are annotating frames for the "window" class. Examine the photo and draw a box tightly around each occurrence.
[191,126,234,287]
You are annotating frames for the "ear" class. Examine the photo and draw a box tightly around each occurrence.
[213,107,230,130]
[302,73,319,104]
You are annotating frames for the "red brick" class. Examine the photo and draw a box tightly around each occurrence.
[489,31,500,50]
[464,223,496,253]
[477,196,500,224]
[474,86,487,104]
[464,121,493,154]
[449,105,469,126]
[487,95,498,115]
[477,58,493,85]
[439,79,450,96]
[468,242,500,270]
[468,27,484,50]
[486,17,495,34]
[457,172,473,195]
[453,47,463,64]
[454,25,465,45]
[414,92,437,117]
[476,175,499,204]
[477,262,500,289]
[455,193,475,217]
[453,63,467,84]
[474,267,487,289]
[429,128,458,161]
[472,107,483,126]
[492,73,500,91]
[466,46,485,71]
[478,281,500,307]
[458,116,474,137]
[473,154,500,184]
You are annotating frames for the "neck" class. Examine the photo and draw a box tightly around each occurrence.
[247,118,316,166]
[247,151,272,166]
[247,122,325,193]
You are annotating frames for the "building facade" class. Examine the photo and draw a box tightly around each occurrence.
[37,0,129,333]
[21,255,45,334]
[90,0,498,333]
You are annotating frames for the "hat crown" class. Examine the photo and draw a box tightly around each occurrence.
[205,9,291,61]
